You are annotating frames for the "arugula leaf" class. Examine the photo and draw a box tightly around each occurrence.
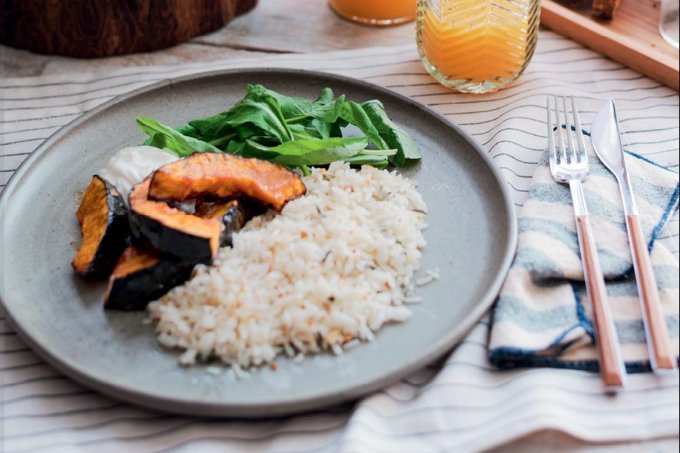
[257,86,348,140]
[136,85,420,170]
[289,124,323,140]
[339,101,389,150]
[175,124,200,138]
[342,154,391,169]
[361,100,421,166]
[225,140,246,155]
[208,132,238,148]
[259,86,346,124]
[220,84,294,144]
[187,113,232,140]
[232,122,267,142]
[300,165,312,176]
[315,87,334,105]
[136,116,220,157]
[310,118,332,139]
[185,85,325,145]
[242,137,390,167]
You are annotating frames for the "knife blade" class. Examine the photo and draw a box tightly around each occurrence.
[591,100,677,373]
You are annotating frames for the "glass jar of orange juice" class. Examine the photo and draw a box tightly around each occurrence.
[417,0,539,93]
[329,0,416,26]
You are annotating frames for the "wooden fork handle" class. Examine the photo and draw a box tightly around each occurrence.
[626,214,677,371]
[576,215,626,387]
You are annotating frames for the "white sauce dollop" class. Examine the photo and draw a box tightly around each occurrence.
[98,146,179,203]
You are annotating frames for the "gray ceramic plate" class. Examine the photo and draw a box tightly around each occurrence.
[0,69,516,417]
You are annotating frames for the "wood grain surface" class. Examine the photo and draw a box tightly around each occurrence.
[192,0,417,53]
[576,215,625,387]
[0,0,416,77]
[0,0,258,57]
[626,214,677,371]
[541,0,679,90]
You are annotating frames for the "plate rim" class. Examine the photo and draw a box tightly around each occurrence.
[0,67,518,417]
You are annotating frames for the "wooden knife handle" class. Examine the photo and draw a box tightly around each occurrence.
[626,214,677,371]
[576,215,626,387]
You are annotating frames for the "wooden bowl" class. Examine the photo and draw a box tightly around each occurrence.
[0,0,258,58]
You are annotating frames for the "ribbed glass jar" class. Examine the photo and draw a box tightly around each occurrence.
[329,0,416,26]
[416,0,540,94]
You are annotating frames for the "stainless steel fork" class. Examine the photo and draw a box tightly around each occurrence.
[547,96,626,388]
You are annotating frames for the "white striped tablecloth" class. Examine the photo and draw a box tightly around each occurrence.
[1,31,679,452]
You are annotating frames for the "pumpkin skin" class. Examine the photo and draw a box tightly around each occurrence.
[106,199,261,311]
[73,161,268,309]
[72,175,129,278]
[104,246,195,311]
[195,198,265,247]
[148,153,306,211]
[99,157,277,308]
[128,178,222,263]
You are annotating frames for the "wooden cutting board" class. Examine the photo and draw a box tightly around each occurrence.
[541,0,679,90]
[0,0,258,58]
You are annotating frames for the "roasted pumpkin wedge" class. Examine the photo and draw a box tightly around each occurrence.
[104,246,195,311]
[195,198,264,247]
[148,153,306,211]
[128,178,222,263]
[72,175,129,278]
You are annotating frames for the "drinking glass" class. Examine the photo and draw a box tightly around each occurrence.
[659,0,679,49]
[329,0,416,26]
[416,0,540,94]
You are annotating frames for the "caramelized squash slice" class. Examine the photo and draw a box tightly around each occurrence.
[195,198,264,247]
[148,153,306,211]
[128,178,221,263]
[72,175,129,277]
[104,246,195,311]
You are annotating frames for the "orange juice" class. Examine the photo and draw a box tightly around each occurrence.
[417,0,539,93]
[329,0,416,26]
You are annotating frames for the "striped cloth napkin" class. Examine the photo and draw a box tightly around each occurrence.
[489,140,680,371]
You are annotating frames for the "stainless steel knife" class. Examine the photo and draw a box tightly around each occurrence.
[591,100,677,373]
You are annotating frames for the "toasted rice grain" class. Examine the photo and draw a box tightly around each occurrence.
[148,162,428,368]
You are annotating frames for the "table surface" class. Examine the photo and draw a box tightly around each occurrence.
[1,0,413,78]
[1,0,678,451]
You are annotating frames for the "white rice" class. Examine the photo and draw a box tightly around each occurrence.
[416,267,441,287]
[147,162,428,368]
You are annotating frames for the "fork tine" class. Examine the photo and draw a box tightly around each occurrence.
[553,96,567,164]
[562,96,575,164]
[571,96,588,164]
[547,97,556,164]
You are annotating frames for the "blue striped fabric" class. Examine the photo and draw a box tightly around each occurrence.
[488,135,680,372]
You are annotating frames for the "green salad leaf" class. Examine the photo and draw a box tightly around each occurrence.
[244,137,395,168]
[361,100,421,166]
[137,116,220,156]
[136,84,421,170]
[265,86,345,124]
[339,101,389,150]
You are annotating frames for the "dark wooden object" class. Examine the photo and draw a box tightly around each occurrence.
[0,0,258,58]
